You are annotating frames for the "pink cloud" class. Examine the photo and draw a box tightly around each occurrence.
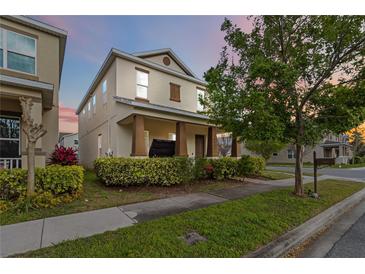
[59,103,78,133]
[35,16,110,64]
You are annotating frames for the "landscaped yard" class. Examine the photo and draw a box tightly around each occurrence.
[18,179,364,258]
[0,170,248,226]
[260,170,295,180]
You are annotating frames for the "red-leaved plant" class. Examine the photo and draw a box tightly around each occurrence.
[203,163,214,179]
[49,145,78,166]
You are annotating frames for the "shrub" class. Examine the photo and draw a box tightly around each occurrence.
[0,168,27,201]
[49,145,78,165]
[193,158,210,180]
[211,157,239,179]
[238,155,265,176]
[0,165,84,212]
[95,157,193,186]
[36,165,84,195]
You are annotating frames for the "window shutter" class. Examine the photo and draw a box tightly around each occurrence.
[170,83,180,102]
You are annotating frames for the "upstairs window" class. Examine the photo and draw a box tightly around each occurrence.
[197,88,205,111]
[92,95,96,114]
[88,101,91,118]
[102,79,107,104]
[136,68,149,99]
[170,83,181,102]
[0,28,36,75]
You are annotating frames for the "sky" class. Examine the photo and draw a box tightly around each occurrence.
[32,16,251,133]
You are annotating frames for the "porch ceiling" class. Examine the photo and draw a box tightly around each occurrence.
[0,75,54,110]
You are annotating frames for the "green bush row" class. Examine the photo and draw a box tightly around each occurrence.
[95,156,265,186]
[0,165,84,202]
[95,157,193,186]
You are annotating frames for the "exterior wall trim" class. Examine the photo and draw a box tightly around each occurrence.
[113,96,209,120]
[0,74,54,91]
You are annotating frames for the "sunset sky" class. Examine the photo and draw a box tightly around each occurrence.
[32,16,251,133]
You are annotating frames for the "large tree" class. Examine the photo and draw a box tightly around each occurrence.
[204,16,365,196]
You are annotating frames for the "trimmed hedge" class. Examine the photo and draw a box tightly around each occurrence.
[0,165,84,212]
[237,155,266,176]
[95,157,193,186]
[95,155,265,186]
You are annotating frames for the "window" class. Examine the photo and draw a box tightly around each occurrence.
[0,28,36,74]
[0,116,20,158]
[197,88,205,111]
[287,149,295,159]
[74,140,78,145]
[102,80,107,104]
[88,101,91,118]
[82,108,86,115]
[273,152,278,156]
[97,134,102,157]
[168,133,176,141]
[170,83,180,102]
[136,69,149,99]
[92,95,96,114]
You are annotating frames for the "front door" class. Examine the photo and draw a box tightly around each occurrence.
[195,135,205,157]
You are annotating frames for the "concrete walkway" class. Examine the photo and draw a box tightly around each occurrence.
[1,175,362,257]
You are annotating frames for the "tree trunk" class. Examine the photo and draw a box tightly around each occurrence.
[27,141,36,197]
[294,143,304,196]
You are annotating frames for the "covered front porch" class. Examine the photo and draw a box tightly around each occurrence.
[118,114,241,158]
[0,87,49,169]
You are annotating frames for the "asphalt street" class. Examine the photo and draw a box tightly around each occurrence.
[325,211,365,257]
[267,166,365,180]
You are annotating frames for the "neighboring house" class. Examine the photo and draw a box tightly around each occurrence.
[59,132,79,151]
[76,48,240,168]
[241,133,353,164]
[0,16,67,169]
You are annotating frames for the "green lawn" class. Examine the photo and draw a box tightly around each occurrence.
[0,170,246,226]
[261,170,295,180]
[18,179,364,258]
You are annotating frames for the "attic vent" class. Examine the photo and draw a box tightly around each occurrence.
[163,56,171,66]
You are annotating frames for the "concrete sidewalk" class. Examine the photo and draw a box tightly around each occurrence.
[1,175,362,257]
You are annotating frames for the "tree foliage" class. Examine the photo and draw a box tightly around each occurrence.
[204,16,365,195]
[245,140,286,161]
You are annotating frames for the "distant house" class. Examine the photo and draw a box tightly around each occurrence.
[59,132,78,151]
[0,16,67,169]
[76,48,240,168]
[241,133,353,164]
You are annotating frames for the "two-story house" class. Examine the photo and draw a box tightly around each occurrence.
[240,133,352,164]
[0,16,67,168]
[76,48,241,168]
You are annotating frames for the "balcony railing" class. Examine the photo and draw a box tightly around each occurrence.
[0,158,22,169]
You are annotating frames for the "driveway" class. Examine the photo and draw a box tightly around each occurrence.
[267,166,365,181]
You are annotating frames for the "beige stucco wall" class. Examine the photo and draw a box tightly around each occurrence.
[142,54,187,75]
[0,17,62,167]
[115,57,205,113]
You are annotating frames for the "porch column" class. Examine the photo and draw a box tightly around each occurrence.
[175,122,188,157]
[231,136,240,157]
[207,126,218,157]
[131,114,147,156]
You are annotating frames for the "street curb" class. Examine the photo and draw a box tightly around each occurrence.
[246,187,365,258]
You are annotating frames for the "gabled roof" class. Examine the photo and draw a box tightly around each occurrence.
[132,48,196,77]
[76,48,206,114]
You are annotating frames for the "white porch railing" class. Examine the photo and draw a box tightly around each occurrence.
[0,158,22,169]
